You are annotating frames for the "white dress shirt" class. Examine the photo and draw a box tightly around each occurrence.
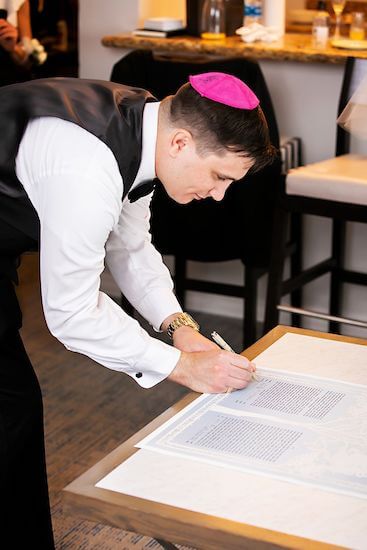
[15,101,182,388]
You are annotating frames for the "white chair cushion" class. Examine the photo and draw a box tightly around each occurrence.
[286,154,367,206]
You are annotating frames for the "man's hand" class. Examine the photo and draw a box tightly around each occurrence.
[0,19,18,52]
[168,349,256,394]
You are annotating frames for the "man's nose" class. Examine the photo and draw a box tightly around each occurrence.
[210,182,230,202]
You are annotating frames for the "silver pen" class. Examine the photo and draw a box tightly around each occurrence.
[211,331,259,382]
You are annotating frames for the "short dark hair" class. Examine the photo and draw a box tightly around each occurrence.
[169,82,277,173]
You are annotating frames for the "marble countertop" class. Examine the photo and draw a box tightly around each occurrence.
[101,33,367,64]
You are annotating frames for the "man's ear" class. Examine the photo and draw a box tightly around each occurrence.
[168,129,193,157]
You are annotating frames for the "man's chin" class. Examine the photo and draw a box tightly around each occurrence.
[173,195,195,205]
[165,189,198,204]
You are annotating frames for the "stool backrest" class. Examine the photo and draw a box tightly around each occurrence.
[110,50,281,267]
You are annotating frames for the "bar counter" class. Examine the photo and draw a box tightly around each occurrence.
[101,32,367,64]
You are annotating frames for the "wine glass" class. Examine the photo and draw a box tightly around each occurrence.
[331,0,346,40]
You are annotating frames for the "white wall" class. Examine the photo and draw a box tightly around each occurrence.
[78,0,186,80]
[261,61,342,164]
[79,0,139,80]
[79,2,367,337]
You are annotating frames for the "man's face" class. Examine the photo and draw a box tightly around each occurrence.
[156,129,254,204]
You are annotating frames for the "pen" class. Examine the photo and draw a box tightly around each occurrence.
[211,331,259,382]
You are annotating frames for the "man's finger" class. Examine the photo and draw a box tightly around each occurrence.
[222,350,253,368]
[226,376,251,390]
[228,368,253,383]
[229,359,256,373]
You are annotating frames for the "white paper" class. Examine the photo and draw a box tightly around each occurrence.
[253,333,367,385]
[137,368,367,499]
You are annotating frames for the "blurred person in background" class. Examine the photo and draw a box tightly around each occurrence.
[29,0,78,77]
[0,0,46,86]
[0,0,33,85]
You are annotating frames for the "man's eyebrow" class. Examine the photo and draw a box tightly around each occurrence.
[217,172,236,180]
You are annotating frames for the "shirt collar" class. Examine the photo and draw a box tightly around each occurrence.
[130,101,160,190]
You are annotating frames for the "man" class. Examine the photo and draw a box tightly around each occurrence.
[0,72,275,548]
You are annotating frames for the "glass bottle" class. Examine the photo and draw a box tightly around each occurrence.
[201,0,226,40]
[243,0,262,27]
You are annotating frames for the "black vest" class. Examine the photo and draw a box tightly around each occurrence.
[0,77,156,242]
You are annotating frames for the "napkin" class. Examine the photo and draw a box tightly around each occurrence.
[236,22,281,43]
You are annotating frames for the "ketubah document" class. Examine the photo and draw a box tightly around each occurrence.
[137,368,367,499]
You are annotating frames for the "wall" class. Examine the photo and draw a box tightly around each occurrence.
[79,0,138,79]
[78,1,186,80]
[79,2,367,337]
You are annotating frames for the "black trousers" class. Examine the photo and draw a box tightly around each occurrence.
[0,218,54,549]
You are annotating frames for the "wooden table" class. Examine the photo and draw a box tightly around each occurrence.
[63,326,367,549]
[101,33,367,64]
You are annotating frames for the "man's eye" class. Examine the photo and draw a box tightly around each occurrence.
[217,175,227,181]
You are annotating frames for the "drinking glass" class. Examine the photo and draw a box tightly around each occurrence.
[331,0,346,39]
[349,12,365,41]
[201,0,226,40]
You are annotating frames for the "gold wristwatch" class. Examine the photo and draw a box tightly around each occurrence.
[167,312,200,339]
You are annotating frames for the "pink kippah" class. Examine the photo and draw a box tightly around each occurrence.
[189,72,259,110]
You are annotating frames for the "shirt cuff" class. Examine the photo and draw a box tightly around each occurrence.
[128,338,181,389]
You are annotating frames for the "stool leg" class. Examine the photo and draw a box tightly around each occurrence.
[174,255,187,309]
[243,265,258,348]
[329,219,346,334]
[264,204,289,333]
[290,212,303,327]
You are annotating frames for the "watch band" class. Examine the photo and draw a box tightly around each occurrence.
[167,312,200,339]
